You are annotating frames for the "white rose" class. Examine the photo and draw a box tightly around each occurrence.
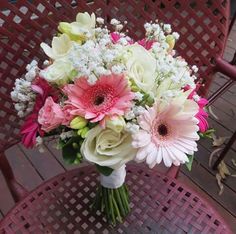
[81,126,137,169]
[58,12,95,42]
[105,116,126,133]
[40,34,73,60]
[125,44,157,94]
[40,60,74,86]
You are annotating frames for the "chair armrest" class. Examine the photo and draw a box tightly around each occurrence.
[0,152,28,202]
[215,57,236,81]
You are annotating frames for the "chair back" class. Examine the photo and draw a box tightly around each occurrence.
[0,0,230,151]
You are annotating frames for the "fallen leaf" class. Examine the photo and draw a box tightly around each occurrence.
[208,106,219,120]
[231,158,236,167]
[212,134,229,147]
[209,148,223,167]
[216,173,224,195]
[218,161,231,179]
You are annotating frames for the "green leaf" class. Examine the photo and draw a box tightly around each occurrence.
[185,155,194,171]
[95,164,113,176]
[61,136,82,164]
[199,128,215,139]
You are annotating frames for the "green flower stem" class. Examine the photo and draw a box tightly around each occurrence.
[103,187,110,221]
[92,184,130,226]
[114,189,126,217]
[112,195,122,223]
[108,189,115,224]
[119,186,130,213]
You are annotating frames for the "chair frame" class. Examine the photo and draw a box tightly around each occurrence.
[0,0,234,202]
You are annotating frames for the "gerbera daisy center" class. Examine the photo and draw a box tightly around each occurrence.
[158,124,168,136]
[94,95,105,106]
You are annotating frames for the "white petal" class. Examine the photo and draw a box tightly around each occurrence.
[146,145,158,166]
[169,145,189,164]
[156,148,162,164]
[40,42,54,59]
[135,147,149,162]
[176,139,197,153]
[180,132,200,141]
[161,147,173,167]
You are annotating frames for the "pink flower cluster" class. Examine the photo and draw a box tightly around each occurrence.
[21,74,134,147]
[184,84,209,133]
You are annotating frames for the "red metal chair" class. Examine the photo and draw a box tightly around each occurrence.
[0,0,233,233]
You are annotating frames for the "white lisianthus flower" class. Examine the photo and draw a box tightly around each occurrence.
[40,60,74,86]
[81,125,137,169]
[105,116,126,133]
[125,44,157,95]
[40,34,73,60]
[58,12,96,42]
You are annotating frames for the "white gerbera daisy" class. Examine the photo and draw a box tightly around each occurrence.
[132,98,200,168]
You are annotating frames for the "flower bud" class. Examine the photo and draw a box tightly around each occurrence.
[78,127,90,138]
[166,35,175,51]
[70,116,88,129]
[72,142,79,149]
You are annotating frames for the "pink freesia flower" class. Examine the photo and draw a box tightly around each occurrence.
[110,32,133,44]
[38,96,64,132]
[183,84,209,133]
[132,100,199,168]
[21,113,44,148]
[63,74,134,124]
[20,77,59,147]
[137,39,155,50]
[110,32,121,44]
[196,98,209,132]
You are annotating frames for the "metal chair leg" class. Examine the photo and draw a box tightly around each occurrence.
[212,131,236,170]
[0,153,28,202]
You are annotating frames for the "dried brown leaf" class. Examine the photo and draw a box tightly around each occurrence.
[216,173,224,195]
[231,159,236,167]
[218,161,231,179]
[212,134,229,147]
[208,106,219,120]
[208,148,222,167]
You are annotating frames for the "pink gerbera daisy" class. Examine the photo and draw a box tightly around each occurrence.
[132,99,200,168]
[63,74,134,124]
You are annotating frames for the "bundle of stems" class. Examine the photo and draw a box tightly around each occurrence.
[92,184,130,225]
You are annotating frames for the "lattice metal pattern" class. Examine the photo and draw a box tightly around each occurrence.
[0,0,229,151]
[0,165,230,233]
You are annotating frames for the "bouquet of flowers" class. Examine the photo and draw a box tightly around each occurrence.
[11,12,209,225]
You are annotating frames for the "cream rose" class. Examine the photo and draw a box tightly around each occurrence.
[81,126,137,169]
[58,12,96,42]
[40,60,74,86]
[125,44,157,94]
[40,34,73,60]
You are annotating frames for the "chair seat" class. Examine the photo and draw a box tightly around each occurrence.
[0,165,231,234]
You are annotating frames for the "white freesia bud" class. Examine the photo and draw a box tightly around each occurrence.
[58,12,96,42]
[40,34,73,60]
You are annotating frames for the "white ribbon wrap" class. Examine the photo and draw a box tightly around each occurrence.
[100,165,126,189]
